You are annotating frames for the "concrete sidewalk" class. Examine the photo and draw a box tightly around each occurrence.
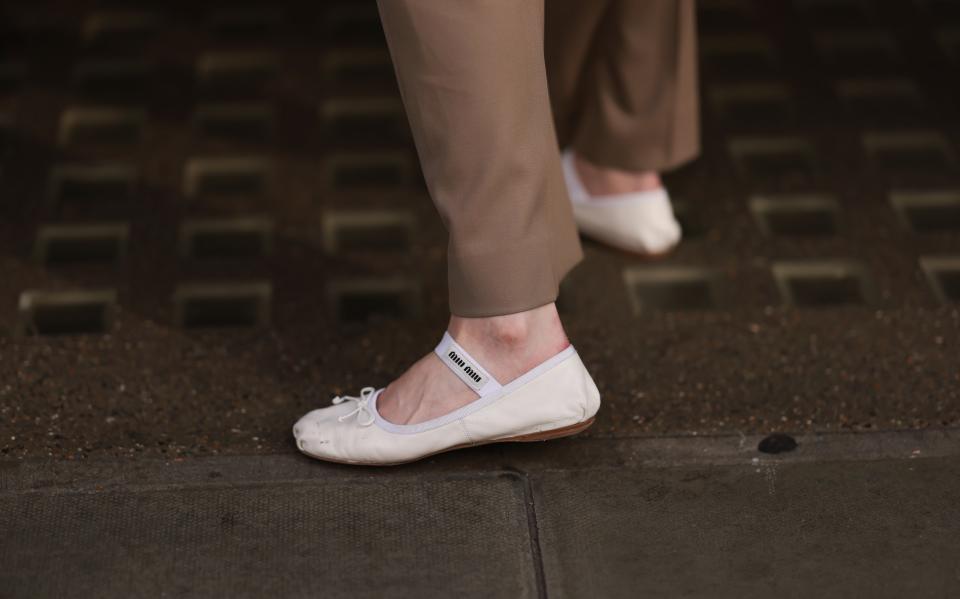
[2,430,958,599]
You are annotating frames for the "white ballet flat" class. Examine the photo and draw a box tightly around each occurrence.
[562,149,682,256]
[292,331,600,466]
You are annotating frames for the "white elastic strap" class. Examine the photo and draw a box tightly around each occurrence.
[433,331,502,397]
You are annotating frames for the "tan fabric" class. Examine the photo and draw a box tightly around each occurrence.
[547,0,700,172]
[377,0,583,317]
[376,0,699,317]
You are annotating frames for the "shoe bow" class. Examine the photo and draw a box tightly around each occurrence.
[332,386,377,426]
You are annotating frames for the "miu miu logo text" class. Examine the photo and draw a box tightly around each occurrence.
[448,350,482,383]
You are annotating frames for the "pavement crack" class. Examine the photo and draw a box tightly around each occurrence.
[508,468,550,599]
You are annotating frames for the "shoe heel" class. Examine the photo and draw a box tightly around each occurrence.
[502,416,595,443]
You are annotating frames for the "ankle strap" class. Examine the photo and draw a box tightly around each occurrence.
[434,331,503,397]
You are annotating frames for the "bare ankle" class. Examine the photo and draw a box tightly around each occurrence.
[448,302,568,352]
[574,152,662,196]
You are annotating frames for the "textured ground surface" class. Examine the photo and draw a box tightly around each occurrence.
[1,0,958,459]
[3,431,960,599]
[2,3,959,597]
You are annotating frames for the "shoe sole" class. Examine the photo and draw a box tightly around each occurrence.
[577,230,678,260]
[297,416,596,467]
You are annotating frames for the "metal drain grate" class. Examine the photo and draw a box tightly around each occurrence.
[174,281,272,329]
[327,278,421,322]
[58,107,145,146]
[699,34,778,75]
[750,194,840,237]
[324,152,414,190]
[835,78,924,120]
[729,137,818,182]
[322,210,415,253]
[48,164,138,210]
[920,256,960,303]
[623,267,722,315]
[320,97,409,144]
[709,83,794,125]
[863,131,957,174]
[196,52,278,94]
[772,260,875,306]
[178,218,274,260]
[889,190,960,233]
[193,104,273,142]
[34,223,129,266]
[18,289,117,336]
[183,157,270,198]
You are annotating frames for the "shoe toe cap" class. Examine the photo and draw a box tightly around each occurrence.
[292,407,336,440]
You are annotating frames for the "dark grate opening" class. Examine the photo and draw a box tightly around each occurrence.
[44,237,121,265]
[68,121,141,145]
[630,280,717,312]
[762,209,837,236]
[30,302,108,335]
[934,270,960,302]
[902,204,960,233]
[334,224,410,252]
[181,296,261,329]
[196,172,264,196]
[326,115,408,143]
[190,231,267,259]
[787,275,864,306]
[872,148,953,174]
[58,179,131,203]
[197,114,270,142]
[332,164,405,188]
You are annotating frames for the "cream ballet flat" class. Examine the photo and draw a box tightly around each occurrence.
[562,149,682,256]
[292,331,600,466]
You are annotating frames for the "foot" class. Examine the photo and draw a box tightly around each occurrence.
[573,153,663,197]
[562,149,682,256]
[376,302,570,425]
[292,307,600,465]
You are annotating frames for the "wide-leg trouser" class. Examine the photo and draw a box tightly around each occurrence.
[547,0,700,172]
[376,0,699,317]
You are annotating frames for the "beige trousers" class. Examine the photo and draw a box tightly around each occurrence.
[377,0,699,317]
